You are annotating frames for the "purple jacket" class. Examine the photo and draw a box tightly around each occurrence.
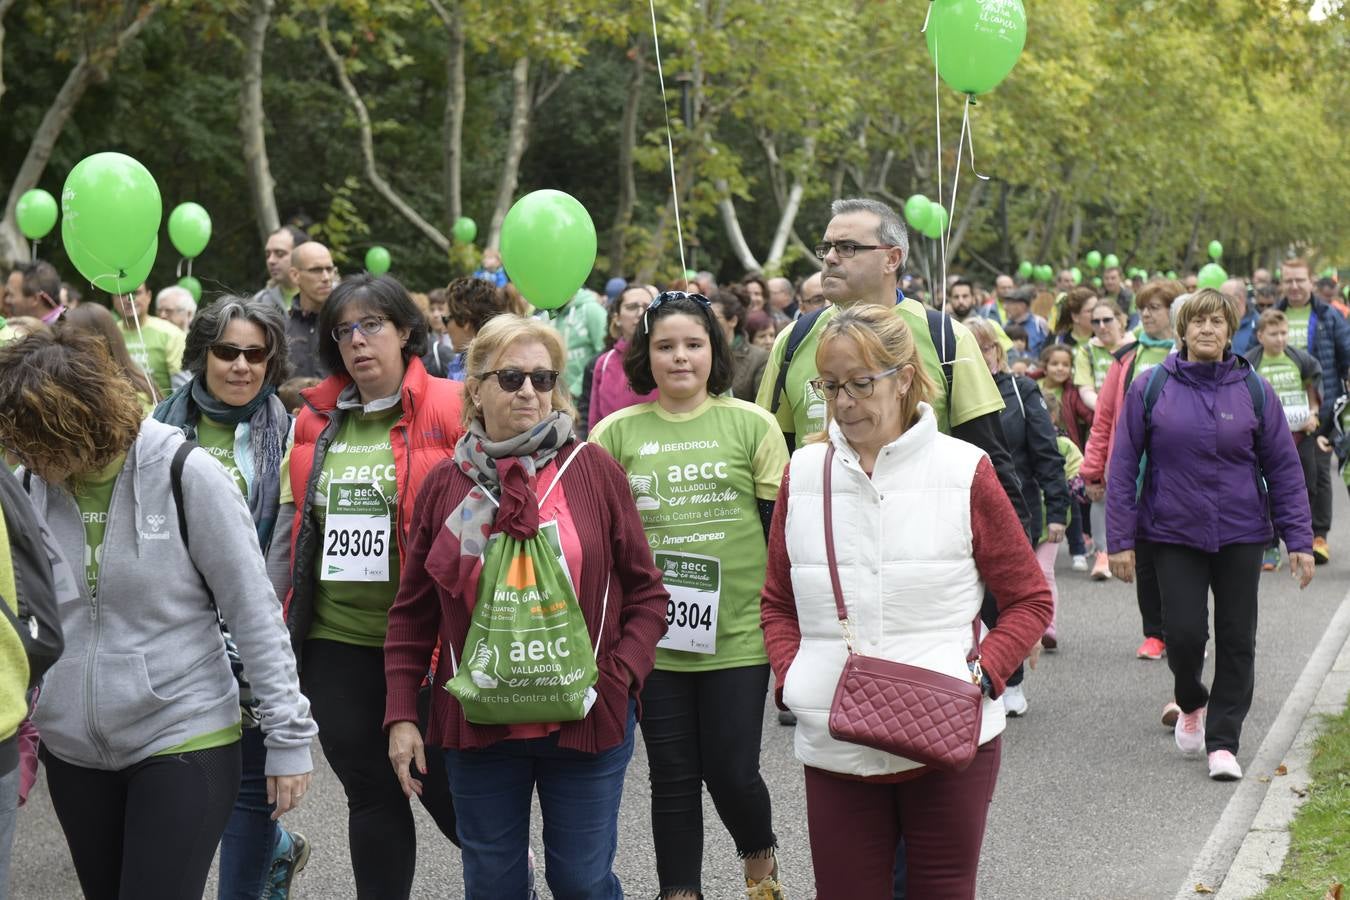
[1106,353,1313,555]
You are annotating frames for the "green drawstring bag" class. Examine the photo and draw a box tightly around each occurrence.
[446,520,605,725]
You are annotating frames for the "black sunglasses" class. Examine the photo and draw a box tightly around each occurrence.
[643,290,712,333]
[209,343,271,364]
[480,368,559,393]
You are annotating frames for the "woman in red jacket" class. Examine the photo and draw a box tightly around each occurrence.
[384,314,669,899]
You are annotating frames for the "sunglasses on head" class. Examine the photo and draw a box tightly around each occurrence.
[643,290,712,333]
[209,343,271,364]
[479,368,559,393]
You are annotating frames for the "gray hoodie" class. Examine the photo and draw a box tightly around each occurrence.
[26,419,315,774]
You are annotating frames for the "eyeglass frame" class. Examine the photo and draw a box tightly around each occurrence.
[813,240,898,260]
[809,366,901,401]
[331,315,392,343]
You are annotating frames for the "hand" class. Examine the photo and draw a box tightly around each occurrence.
[267,772,312,820]
[1302,416,1320,435]
[1317,435,1333,453]
[1289,552,1315,589]
[1026,641,1043,671]
[388,721,427,799]
[1086,482,1106,502]
[1109,550,1136,583]
[1047,522,1066,544]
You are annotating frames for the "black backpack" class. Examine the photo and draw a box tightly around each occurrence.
[2,467,65,689]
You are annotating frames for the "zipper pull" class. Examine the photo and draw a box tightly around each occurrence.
[28,617,38,640]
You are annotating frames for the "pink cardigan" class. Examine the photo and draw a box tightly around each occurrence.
[587,340,657,431]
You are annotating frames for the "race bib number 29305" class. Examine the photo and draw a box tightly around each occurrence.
[321,481,392,582]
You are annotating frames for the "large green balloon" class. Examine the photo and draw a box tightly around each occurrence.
[1085,250,1102,270]
[1103,253,1120,270]
[365,246,392,275]
[1197,262,1227,290]
[1208,240,1223,261]
[167,202,212,259]
[925,0,1028,96]
[452,216,478,244]
[16,189,58,240]
[920,204,949,240]
[904,194,934,230]
[61,152,161,270]
[1017,260,1033,279]
[178,275,202,303]
[63,218,157,295]
[499,190,597,310]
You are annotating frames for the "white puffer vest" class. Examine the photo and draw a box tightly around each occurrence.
[781,403,1007,777]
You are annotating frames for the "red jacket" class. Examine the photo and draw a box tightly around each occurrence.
[1081,349,1135,484]
[382,441,669,754]
[283,356,464,647]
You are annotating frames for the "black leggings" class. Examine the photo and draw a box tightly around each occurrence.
[302,639,458,900]
[42,742,241,900]
[1149,540,1264,754]
[640,664,777,894]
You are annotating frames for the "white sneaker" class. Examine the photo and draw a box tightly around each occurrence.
[1002,684,1028,717]
[1071,554,1088,572]
[1175,707,1206,756]
[1208,750,1242,781]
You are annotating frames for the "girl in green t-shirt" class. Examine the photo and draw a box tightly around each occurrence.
[590,291,786,898]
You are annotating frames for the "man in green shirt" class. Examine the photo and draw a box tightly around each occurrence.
[116,283,186,399]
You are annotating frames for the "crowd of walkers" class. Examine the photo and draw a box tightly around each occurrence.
[0,197,1337,899]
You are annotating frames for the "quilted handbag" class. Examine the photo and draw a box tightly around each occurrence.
[820,445,985,772]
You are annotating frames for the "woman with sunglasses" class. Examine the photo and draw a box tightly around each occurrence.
[268,274,464,899]
[591,292,790,899]
[384,313,668,898]
[0,329,315,900]
[153,295,311,898]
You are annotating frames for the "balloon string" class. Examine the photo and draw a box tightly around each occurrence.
[176,258,183,279]
[127,302,160,406]
[964,95,991,181]
[648,0,688,280]
[187,258,193,278]
[946,95,971,252]
[932,19,947,325]
[921,1,932,32]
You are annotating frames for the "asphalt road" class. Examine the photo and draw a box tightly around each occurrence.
[11,493,1350,899]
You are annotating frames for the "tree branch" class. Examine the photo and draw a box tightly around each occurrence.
[239,0,279,243]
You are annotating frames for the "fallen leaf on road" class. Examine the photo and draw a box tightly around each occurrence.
[1195,884,1215,894]
[1274,764,1289,776]
[1259,776,1271,783]
[1322,882,1342,900]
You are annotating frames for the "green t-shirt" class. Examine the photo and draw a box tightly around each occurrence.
[155,721,242,757]
[590,396,788,672]
[1130,343,1171,379]
[119,316,185,397]
[310,405,403,646]
[1073,341,1119,390]
[754,299,1004,439]
[1284,304,1312,351]
[71,454,126,597]
[1258,352,1311,431]
[196,416,247,497]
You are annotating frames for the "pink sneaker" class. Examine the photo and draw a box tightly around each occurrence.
[1136,637,1166,660]
[1208,750,1242,781]
[1175,707,1206,756]
[1090,551,1112,581]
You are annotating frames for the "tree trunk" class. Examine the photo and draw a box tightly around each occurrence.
[997,183,1011,271]
[1067,204,1084,263]
[318,10,449,252]
[239,0,279,244]
[0,3,159,267]
[608,42,644,277]
[765,136,814,269]
[487,56,531,250]
[716,195,762,273]
[0,0,19,111]
[1181,204,1204,272]
[430,0,465,226]
[1035,191,1062,264]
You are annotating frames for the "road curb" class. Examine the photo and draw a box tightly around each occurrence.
[1173,589,1350,900]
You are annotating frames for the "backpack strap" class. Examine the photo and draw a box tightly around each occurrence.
[924,306,957,400]
[769,307,827,414]
[1118,346,1142,396]
[170,441,196,552]
[1141,363,1170,430]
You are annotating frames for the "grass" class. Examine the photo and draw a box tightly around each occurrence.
[1254,691,1350,900]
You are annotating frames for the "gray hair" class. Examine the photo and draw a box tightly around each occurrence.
[829,198,909,265]
[155,285,196,314]
[183,294,291,387]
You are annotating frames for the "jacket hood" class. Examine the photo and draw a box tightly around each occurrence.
[1164,350,1252,389]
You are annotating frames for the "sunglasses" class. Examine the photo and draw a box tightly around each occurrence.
[209,343,271,364]
[479,368,559,393]
[1090,317,1118,326]
[643,290,712,333]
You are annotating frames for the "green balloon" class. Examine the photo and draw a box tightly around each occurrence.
[1017,260,1033,279]
[178,275,202,303]
[365,246,391,275]
[499,190,597,310]
[16,189,58,240]
[1197,262,1227,290]
[1274,268,1281,281]
[61,152,161,270]
[904,194,934,230]
[920,204,949,240]
[1085,250,1102,269]
[1166,270,1178,280]
[452,216,478,244]
[1103,253,1120,270]
[63,218,156,295]
[1208,240,1223,261]
[1036,265,1053,282]
[167,202,212,259]
[925,0,1028,96]
[684,269,698,280]
[1070,267,1083,285]
[1092,276,1103,288]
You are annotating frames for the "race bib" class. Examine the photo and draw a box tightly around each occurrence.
[321,481,391,581]
[1281,393,1310,430]
[655,551,720,654]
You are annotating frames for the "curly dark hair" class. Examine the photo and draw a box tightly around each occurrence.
[624,293,733,396]
[444,276,507,333]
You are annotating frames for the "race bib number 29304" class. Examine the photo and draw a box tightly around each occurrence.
[655,551,720,655]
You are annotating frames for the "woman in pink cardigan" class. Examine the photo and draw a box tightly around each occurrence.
[587,284,658,430]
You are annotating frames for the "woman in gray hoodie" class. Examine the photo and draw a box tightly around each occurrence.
[0,329,315,900]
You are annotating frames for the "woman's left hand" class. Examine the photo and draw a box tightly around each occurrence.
[268,772,313,820]
[1108,550,1135,583]
[1046,522,1066,543]
[1289,552,1315,589]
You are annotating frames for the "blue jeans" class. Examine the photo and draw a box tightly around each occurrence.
[443,702,636,900]
[218,724,279,900]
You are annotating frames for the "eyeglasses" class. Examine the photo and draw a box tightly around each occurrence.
[479,368,559,393]
[302,265,337,277]
[809,367,899,400]
[1090,317,1118,327]
[331,316,391,343]
[799,294,827,308]
[813,240,897,260]
[209,343,271,364]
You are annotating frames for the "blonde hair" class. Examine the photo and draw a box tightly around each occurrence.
[1175,288,1238,352]
[460,314,575,428]
[962,317,1008,373]
[808,305,935,442]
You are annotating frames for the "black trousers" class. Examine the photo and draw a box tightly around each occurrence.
[640,664,777,894]
[302,639,458,900]
[1137,541,1163,641]
[42,742,240,900]
[1312,442,1332,538]
[1148,541,1264,754]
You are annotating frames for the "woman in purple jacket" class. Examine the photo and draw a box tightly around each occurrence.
[1105,289,1314,783]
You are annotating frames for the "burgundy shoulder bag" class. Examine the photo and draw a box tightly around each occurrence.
[822,444,985,773]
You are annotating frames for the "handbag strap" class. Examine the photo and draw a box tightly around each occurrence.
[821,444,981,663]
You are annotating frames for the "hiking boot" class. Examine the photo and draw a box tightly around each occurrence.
[1262,547,1281,571]
[266,829,310,899]
[1161,701,1182,728]
[1208,750,1242,781]
[1090,551,1112,581]
[1071,554,1089,572]
[1313,536,1330,565]
[1136,637,1165,660]
[1174,707,1206,756]
[1002,684,1028,717]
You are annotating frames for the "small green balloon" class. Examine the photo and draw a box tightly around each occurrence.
[1085,250,1102,270]
[1092,276,1103,288]
[904,194,934,230]
[167,202,212,259]
[925,0,1028,96]
[1166,270,1178,280]
[1274,268,1281,281]
[499,189,598,311]
[1103,253,1120,270]
[1070,267,1083,285]
[1208,240,1223,261]
[178,275,202,303]
[1017,260,1033,279]
[452,216,478,244]
[16,189,58,240]
[365,246,391,275]
[1197,262,1227,290]
[920,204,949,240]
[61,152,162,270]
[684,269,698,280]
[1036,265,1053,282]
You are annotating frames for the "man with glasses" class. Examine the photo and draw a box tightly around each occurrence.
[286,241,337,379]
[254,225,310,312]
[116,282,187,397]
[155,285,197,333]
[795,272,828,318]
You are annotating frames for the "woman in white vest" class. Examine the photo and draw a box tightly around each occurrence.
[760,305,1052,899]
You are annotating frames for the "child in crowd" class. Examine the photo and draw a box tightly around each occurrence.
[277,376,321,415]
[1039,393,1085,649]
[1037,344,1092,571]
